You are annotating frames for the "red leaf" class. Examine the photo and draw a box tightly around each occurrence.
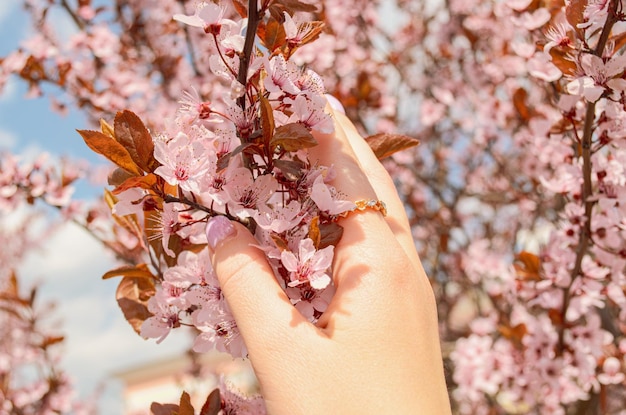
[102,263,155,280]
[273,159,304,181]
[260,95,275,147]
[513,88,533,121]
[114,110,159,173]
[108,166,136,187]
[318,222,344,249]
[200,389,222,415]
[40,335,65,349]
[116,276,156,335]
[262,16,286,52]
[566,0,587,39]
[6,270,18,296]
[364,133,420,160]
[308,216,321,248]
[231,0,247,18]
[111,173,158,195]
[498,323,528,348]
[178,391,195,415]
[275,0,317,13]
[514,251,542,281]
[150,402,178,415]
[271,123,318,151]
[78,129,143,176]
[293,21,325,49]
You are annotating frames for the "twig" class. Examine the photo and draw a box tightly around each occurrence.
[558,0,620,352]
[236,0,261,110]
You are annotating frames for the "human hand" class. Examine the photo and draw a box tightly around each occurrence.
[206,104,451,414]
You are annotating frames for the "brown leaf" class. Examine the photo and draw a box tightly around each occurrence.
[294,21,325,49]
[200,389,222,415]
[217,143,257,171]
[262,16,287,52]
[78,129,143,176]
[231,0,247,18]
[549,49,577,76]
[513,88,532,121]
[308,216,321,248]
[273,159,304,181]
[498,323,528,348]
[5,270,18,296]
[108,166,136,187]
[268,4,288,23]
[102,263,155,280]
[112,173,158,195]
[548,308,564,326]
[41,335,65,349]
[116,276,156,334]
[275,0,317,13]
[566,0,587,39]
[178,391,195,415]
[611,31,626,54]
[271,123,318,151]
[270,232,289,252]
[99,118,115,138]
[318,222,344,249]
[114,110,159,173]
[514,251,542,281]
[150,402,179,415]
[260,95,275,147]
[364,133,420,160]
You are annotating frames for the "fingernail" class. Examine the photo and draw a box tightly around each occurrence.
[206,216,236,250]
[325,94,346,115]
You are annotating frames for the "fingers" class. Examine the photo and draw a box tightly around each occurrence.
[205,216,314,356]
[309,110,400,289]
[332,112,422,269]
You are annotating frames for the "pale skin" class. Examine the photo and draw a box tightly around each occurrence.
[208,105,452,414]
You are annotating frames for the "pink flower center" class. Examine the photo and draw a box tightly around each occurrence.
[175,165,189,181]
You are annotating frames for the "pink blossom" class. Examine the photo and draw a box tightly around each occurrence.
[544,22,573,54]
[309,174,356,215]
[224,168,278,219]
[153,131,211,194]
[528,52,562,82]
[281,238,334,289]
[566,54,626,102]
[264,54,300,95]
[147,202,180,257]
[285,94,334,133]
[286,284,335,321]
[598,357,625,385]
[173,2,232,35]
[112,187,146,217]
[193,314,247,357]
[141,291,181,344]
[254,200,302,233]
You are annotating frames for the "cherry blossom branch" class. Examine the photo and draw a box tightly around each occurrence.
[182,25,202,77]
[59,0,85,30]
[559,0,620,352]
[236,0,260,110]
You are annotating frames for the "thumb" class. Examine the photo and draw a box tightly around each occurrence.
[205,216,309,354]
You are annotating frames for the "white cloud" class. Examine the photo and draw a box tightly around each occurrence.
[0,127,16,149]
[0,76,19,103]
[16,220,191,412]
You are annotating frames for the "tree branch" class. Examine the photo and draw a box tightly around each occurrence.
[236,0,261,110]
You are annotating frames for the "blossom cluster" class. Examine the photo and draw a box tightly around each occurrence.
[0,272,98,415]
[443,1,626,413]
[4,0,626,413]
[85,1,357,359]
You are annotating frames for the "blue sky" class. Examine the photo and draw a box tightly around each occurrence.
[1,2,191,412]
